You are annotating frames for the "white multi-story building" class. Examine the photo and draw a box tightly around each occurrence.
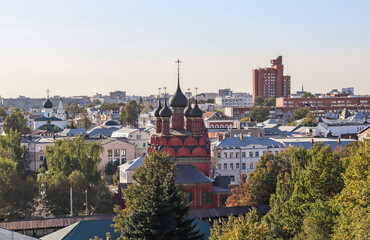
[215,95,253,108]
[111,128,150,157]
[212,135,284,185]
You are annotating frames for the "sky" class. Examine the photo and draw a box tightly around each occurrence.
[0,0,369,98]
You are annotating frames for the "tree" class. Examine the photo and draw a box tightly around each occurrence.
[0,107,7,117]
[119,100,143,127]
[83,114,92,130]
[302,92,315,98]
[226,179,254,207]
[293,107,310,120]
[265,97,276,107]
[0,157,36,220]
[254,96,265,106]
[333,140,370,240]
[248,106,270,122]
[215,109,224,115]
[113,152,203,240]
[210,208,272,240]
[3,112,30,134]
[302,112,318,127]
[39,137,114,216]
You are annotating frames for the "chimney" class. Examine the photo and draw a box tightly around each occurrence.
[258,132,263,139]
[218,134,223,142]
[311,138,314,144]
[240,134,244,141]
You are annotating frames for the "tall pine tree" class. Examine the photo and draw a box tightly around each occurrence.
[114,151,203,240]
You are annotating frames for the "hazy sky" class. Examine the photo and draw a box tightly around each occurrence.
[0,0,369,98]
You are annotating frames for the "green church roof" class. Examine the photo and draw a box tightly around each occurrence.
[43,99,53,108]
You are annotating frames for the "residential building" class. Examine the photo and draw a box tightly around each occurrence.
[111,128,150,157]
[358,125,370,141]
[215,95,253,108]
[252,56,291,101]
[202,112,236,129]
[218,88,232,97]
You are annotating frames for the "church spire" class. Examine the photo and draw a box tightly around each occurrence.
[170,59,187,108]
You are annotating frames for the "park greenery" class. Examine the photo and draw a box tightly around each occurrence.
[119,100,143,128]
[217,140,369,239]
[113,152,203,240]
[3,112,30,135]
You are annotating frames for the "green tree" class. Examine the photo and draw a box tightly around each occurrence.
[210,208,272,240]
[265,97,276,107]
[333,140,370,240]
[249,106,270,122]
[83,114,92,130]
[254,96,265,106]
[0,107,7,117]
[302,92,315,98]
[119,100,143,127]
[100,102,124,111]
[215,109,224,115]
[39,137,114,216]
[113,152,203,240]
[0,157,36,220]
[302,112,318,127]
[293,107,310,120]
[3,112,30,134]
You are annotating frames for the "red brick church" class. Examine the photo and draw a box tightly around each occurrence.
[147,62,230,209]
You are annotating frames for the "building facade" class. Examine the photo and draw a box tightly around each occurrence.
[253,56,291,101]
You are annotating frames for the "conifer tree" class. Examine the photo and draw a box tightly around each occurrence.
[114,152,203,240]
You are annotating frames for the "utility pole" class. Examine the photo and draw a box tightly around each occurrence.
[85,189,88,215]
[70,186,73,217]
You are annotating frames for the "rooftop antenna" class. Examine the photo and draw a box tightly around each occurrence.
[195,87,198,99]
[175,59,182,86]
[46,88,50,99]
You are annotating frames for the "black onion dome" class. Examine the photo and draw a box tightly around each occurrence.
[169,86,187,108]
[159,99,172,118]
[190,100,203,118]
[154,99,162,117]
[43,99,53,108]
[184,99,192,117]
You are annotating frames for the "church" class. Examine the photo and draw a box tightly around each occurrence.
[34,91,67,132]
[147,61,230,209]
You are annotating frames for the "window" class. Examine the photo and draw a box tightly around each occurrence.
[217,164,221,170]
[236,163,240,169]
[242,163,246,169]
[230,175,235,182]
[230,152,234,158]
[187,192,193,204]
[242,152,246,158]
[39,156,44,161]
[114,149,120,156]
[224,163,227,170]
[224,153,228,158]
[121,149,126,156]
[255,151,259,157]
[249,152,253,157]
[236,152,240,158]
[217,153,221,158]
[143,143,146,147]
[202,192,211,203]
[108,150,113,157]
[250,163,254,169]
[230,163,234,169]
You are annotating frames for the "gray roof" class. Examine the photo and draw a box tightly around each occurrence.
[87,126,120,137]
[59,129,87,137]
[279,138,356,150]
[0,228,38,240]
[123,156,145,171]
[216,137,284,149]
[212,186,231,193]
[176,165,214,184]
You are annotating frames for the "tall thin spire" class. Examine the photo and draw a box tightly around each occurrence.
[175,59,182,87]
[46,88,50,99]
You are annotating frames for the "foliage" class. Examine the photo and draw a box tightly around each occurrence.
[254,96,265,106]
[0,157,36,220]
[83,114,92,130]
[0,129,30,175]
[210,208,272,240]
[332,140,370,239]
[265,97,276,107]
[87,100,102,108]
[113,152,203,240]
[215,109,224,115]
[293,107,310,120]
[39,137,114,216]
[119,100,143,127]
[302,112,318,127]
[3,112,30,134]
[205,98,215,103]
[226,179,254,207]
[302,92,315,98]
[64,103,86,118]
[100,102,125,111]
[104,160,120,176]
[248,106,270,122]
[0,107,7,117]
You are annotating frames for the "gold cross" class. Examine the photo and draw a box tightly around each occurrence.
[46,88,50,99]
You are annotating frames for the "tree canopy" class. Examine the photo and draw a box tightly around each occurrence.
[248,106,270,122]
[302,92,315,98]
[113,152,203,240]
[119,100,143,127]
[3,112,30,134]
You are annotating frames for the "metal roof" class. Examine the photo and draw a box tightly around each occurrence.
[216,137,284,149]
[176,165,214,184]
[0,228,38,240]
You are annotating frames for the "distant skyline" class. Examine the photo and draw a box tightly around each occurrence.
[0,0,369,98]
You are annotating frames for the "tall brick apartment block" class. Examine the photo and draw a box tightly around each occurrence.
[253,56,291,101]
